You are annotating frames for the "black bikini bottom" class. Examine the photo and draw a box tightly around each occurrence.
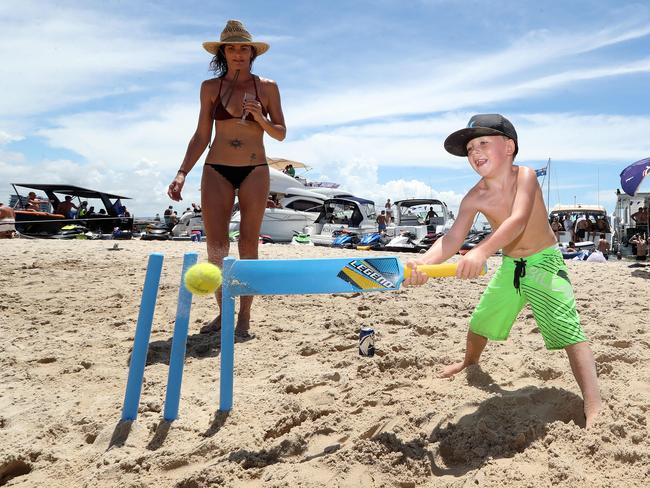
[206,163,267,189]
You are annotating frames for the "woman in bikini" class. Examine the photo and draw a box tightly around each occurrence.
[167,20,286,338]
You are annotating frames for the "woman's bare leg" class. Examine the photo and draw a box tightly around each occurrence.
[234,165,270,333]
[440,330,488,378]
[200,165,236,329]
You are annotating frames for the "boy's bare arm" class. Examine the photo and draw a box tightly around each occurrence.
[416,192,478,265]
[471,167,538,258]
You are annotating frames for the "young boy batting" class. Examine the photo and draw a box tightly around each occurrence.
[405,114,601,428]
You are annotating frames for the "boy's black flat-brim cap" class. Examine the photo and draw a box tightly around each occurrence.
[444,127,514,157]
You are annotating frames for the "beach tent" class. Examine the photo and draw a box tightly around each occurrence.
[620,157,650,196]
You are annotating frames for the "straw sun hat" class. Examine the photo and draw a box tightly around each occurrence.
[202,20,269,56]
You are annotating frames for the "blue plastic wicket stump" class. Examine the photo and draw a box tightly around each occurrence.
[163,252,198,421]
[121,253,164,421]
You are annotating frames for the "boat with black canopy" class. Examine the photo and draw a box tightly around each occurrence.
[10,183,133,237]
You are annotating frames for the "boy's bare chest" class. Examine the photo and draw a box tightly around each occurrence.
[476,190,516,226]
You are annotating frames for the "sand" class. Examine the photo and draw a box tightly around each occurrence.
[1,239,649,487]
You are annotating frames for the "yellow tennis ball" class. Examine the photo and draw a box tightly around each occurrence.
[184,262,222,295]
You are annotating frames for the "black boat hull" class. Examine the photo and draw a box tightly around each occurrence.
[15,211,133,236]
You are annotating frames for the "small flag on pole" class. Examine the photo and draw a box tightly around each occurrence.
[535,166,547,177]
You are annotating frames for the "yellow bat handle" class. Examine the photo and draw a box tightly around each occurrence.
[403,263,488,279]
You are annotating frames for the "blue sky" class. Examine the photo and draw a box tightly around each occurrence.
[2,0,650,217]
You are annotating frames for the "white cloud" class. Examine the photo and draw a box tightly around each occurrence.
[0,1,203,116]
[0,130,23,145]
[501,58,650,101]
[0,145,28,185]
[266,111,650,169]
[37,101,200,169]
[284,23,650,128]
[517,113,650,162]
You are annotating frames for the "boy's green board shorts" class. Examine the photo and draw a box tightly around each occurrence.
[470,245,587,350]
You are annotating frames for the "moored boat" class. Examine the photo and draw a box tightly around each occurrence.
[310,197,378,246]
[10,183,133,237]
[385,199,454,252]
[549,204,612,251]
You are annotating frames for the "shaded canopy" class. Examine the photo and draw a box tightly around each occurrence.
[12,183,131,200]
[267,158,309,171]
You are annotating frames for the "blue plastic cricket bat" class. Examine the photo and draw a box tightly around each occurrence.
[222,257,486,296]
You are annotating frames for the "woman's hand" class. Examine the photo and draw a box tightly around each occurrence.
[243,98,266,124]
[167,173,185,201]
[402,259,429,287]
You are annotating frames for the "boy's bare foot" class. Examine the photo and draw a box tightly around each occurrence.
[200,314,221,334]
[439,361,468,378]
[584,401,601,429]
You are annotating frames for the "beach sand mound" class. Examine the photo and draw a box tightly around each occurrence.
[1,240,649,487]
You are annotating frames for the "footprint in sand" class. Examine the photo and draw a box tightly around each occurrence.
[608,340,632,349]
[298,345,319,356]
[263,408,334,441]
[0,458,32,485]
[302,433,349,460]
[36,357,57,364]
[596,351,639,365]
[431,389,584,467]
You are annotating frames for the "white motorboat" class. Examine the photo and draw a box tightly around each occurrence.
[231,186,326,242]
[385,199,454,252]
[310,196,378,246]
[228,168,340,242]
[171,210,204,239]
[549,204,612,251]
[172,167,354,242]
[230,168,356,242]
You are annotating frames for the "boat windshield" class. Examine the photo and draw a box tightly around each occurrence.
[399,203,445,225]
[319,201,365,226]
[361,203,376,219]
[283,199,323,212]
